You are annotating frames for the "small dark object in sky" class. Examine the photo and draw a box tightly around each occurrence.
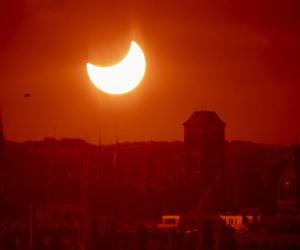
[24,93,31,98]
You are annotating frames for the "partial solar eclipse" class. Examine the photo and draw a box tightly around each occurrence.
[87,41,146,95]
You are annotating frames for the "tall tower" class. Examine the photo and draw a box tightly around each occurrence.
[277,164,297,211]
[183,111,225,189]
[277,142,300,211]
[293,142,300,207]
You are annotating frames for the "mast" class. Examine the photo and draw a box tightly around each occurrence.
[97,129,102,180]
[113,134,119,184]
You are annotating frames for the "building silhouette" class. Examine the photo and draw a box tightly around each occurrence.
[183,111,226,211]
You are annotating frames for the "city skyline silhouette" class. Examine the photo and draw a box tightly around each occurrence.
[1,0,299,145]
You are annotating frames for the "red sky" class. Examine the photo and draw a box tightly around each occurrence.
[0,0,299,145]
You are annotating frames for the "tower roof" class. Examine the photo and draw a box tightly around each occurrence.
[183,111,225,128]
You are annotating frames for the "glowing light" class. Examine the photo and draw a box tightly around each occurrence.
[87,41,146,95]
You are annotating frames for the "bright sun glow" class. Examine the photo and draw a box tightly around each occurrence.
[87,41,146,95]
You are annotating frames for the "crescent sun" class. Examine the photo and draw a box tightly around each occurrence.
[86,41,146,95]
